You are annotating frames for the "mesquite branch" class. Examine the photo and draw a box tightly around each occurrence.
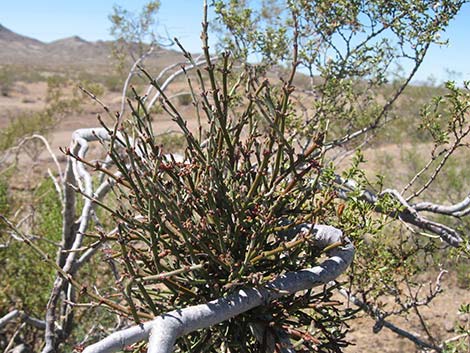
[83,225,354,353]
[42,128,121,353]
[333,177,465,247]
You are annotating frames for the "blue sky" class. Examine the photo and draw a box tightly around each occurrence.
[1,0,469,84]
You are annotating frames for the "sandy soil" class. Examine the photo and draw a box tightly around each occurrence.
[344,281,469,352]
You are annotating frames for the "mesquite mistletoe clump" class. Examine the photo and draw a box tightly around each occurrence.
[81,45,355,351]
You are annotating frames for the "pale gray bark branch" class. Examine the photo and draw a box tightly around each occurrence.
[413,194,470,216]
[145,56,217,111]
[0,310,46,330]
[43,128,118,353]
[119,46,155,120]
[142,56,199,100]
[332,177,464,247]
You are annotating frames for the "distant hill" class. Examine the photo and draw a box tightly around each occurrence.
[0,24,184,73]
[0,24,43,45]
[0,24,45,63]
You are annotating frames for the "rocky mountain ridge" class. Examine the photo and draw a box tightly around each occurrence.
[0,24,181,72]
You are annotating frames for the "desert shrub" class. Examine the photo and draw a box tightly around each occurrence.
[455,261,470,289]
[103,74,124,92]
[45,75,83,113]
[443,303,470,352]
[80,80,105,97]
[109,1,161,73]
[0,75,85,153]
[0,178,9,215]
[0,178,9,235]
[33,179,63,242]
[176,92,192,106]
[372,82,447,145]
[0,67,14,97]
[155,132,186,152]
[0,178,64,352]
[0,178,62,312]
[0,110,56,152]
[1,65,47,84]
[148,101,163,115]
[18,68,48,83]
